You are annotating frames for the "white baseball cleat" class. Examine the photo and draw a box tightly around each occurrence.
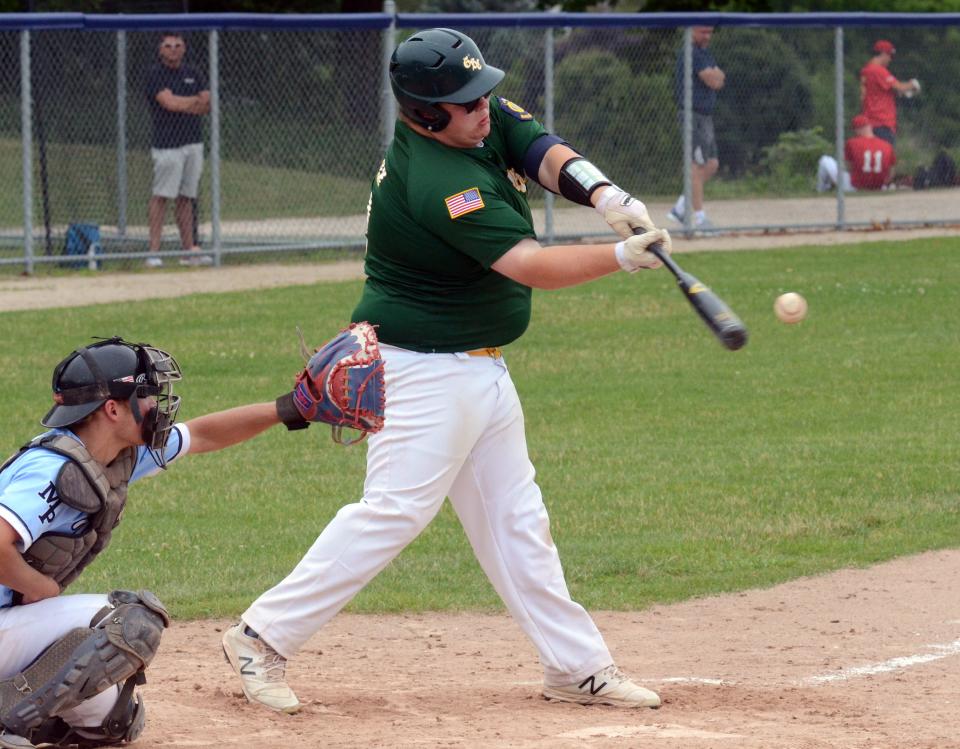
[542,664,661,708]
[222,623,301,714]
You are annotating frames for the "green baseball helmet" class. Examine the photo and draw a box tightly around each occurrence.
[390,28,505,132]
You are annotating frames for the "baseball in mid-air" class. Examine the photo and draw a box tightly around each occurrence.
[774,292,807,324]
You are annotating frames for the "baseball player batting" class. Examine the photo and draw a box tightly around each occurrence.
[223,27,671,712]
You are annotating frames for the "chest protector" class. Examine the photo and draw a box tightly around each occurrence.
[0,435,136,590]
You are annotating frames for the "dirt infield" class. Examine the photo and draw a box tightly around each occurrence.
[139,550,960,749]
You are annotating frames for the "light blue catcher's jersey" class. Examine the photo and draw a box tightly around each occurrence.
[0,424,191,608]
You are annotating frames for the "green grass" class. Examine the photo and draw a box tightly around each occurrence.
[0,137,370,229]
[0,139,23,228]
[2,236,958,619]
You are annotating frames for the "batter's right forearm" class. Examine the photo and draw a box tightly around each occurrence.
[492,239,620,290]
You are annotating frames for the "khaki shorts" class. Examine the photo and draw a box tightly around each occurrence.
[151,142,204,199]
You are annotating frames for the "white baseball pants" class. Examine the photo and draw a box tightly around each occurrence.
[0,594,120,727]
[244,344,613,685]
[816,155,854,193]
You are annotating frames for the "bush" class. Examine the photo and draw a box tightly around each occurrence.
[760,127,832,190]
[553,49,680,194]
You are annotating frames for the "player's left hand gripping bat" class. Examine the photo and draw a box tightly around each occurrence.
[636,229,748,351]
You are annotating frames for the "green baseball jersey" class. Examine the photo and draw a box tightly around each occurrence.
[351,96,548,353]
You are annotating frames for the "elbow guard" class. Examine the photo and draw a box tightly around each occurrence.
[558,157,613,207]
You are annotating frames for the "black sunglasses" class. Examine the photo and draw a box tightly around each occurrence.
[460,92,493,114]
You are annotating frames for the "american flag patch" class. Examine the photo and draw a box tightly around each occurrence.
[444,188,484,219]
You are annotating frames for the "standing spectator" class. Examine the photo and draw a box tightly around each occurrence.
[859,39,921,147]
[145,32,211,268]
[816,115,896,192]
[669,25,725,231]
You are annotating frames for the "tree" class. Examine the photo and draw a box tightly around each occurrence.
[710,27,814,176]
[553,48,678,192]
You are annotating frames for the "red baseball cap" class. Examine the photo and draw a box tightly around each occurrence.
[873,39,896,55]
[852,114,870,130]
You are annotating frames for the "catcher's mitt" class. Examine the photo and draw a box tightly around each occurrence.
[276,322,385,445]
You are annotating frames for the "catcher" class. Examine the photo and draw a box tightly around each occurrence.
[0,332,382,748]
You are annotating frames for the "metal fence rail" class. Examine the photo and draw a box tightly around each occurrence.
[1,11,958,273]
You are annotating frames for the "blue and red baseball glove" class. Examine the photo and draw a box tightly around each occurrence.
[277,322,385,444]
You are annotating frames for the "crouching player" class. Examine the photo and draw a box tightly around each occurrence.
[0,337,288,748]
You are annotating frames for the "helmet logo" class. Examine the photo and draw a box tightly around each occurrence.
[463,55,482,71]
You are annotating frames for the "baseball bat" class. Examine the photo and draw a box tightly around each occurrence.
[636,230,748,351]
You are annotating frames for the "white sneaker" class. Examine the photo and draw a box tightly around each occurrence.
[0,732,36,749]
[144,256,163,268]
[695,216,716,231]
[222,623,301,713]
[666,207,684,224]
[178,251,214,267]
[543,665,661,708]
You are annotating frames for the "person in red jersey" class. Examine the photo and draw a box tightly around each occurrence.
[859,39,920,146]
[816,115,896,192]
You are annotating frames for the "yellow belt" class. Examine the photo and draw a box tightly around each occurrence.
[465,347,503,359]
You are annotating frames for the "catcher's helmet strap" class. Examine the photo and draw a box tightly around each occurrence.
[54,382,112,405]
[55,346,138,406]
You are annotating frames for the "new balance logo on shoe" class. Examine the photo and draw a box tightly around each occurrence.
[239,655,255,676]
[578,675,607,696]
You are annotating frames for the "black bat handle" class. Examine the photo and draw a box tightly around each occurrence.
[647,241,680,275]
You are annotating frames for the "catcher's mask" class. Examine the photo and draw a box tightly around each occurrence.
[42,337,183,467]
[390,28,505,133]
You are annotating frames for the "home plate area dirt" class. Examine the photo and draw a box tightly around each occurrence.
[137,550,960,748]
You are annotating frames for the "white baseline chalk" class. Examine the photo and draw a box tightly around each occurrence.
[805,638,960,685]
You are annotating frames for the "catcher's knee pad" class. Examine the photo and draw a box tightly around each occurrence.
[23,692,145,749]
[0,590,168,736]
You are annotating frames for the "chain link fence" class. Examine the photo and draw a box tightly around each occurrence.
[0,30,23,256]
[2,13,958,274]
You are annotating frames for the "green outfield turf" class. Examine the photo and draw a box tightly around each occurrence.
[0,138,370,228]
[1,236,958,619]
